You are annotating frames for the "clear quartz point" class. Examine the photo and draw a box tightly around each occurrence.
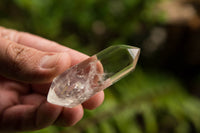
[47,45,140,107]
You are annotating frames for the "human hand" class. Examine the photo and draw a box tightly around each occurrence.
[0,27,104,132]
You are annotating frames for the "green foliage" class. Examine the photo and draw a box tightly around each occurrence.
[1,0,199,133]
[1,0,165,53]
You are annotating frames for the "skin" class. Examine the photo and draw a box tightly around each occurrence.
[0,27,104,132]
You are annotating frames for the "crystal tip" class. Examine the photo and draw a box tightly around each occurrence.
[127,47,140,68]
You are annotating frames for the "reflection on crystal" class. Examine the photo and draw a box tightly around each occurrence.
[47,45,140,108]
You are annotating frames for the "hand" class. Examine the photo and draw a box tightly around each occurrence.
[0,27,104,132]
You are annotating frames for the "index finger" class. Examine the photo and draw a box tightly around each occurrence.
[0,27,88,66]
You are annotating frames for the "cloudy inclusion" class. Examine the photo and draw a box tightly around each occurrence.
[47,60,106,108]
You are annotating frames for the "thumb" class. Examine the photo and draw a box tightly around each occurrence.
[0,37,71,83]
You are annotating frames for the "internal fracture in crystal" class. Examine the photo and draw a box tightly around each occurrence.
[47,45,140,107]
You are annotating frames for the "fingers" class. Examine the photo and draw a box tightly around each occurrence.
[0,93,83,132]
[54,105,83,126]
[0,94,61,131]
[0,27,88,66]
[0,37,71,83]
[19,94,83,129]
[52,91,104,127]
[35,102,62,129]
[82,91,104,110]
[0,89,19,115]
[21,94,84,128]
[20,94,61,130]
[0,105,37,131]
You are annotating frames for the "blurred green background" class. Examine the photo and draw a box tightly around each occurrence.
[1,0,200,133]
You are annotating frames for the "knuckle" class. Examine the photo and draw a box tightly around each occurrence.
[67,108,83,126]
[0,27,19,41]
[5,42,30,71]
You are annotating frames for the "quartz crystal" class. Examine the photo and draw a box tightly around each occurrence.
[47,45,140,107]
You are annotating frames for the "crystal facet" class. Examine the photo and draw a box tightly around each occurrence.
[47,45,140,107]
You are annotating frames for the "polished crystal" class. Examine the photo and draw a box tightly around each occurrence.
[47,45,140,107]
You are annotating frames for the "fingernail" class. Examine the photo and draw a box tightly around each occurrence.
[40,54,59,69]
